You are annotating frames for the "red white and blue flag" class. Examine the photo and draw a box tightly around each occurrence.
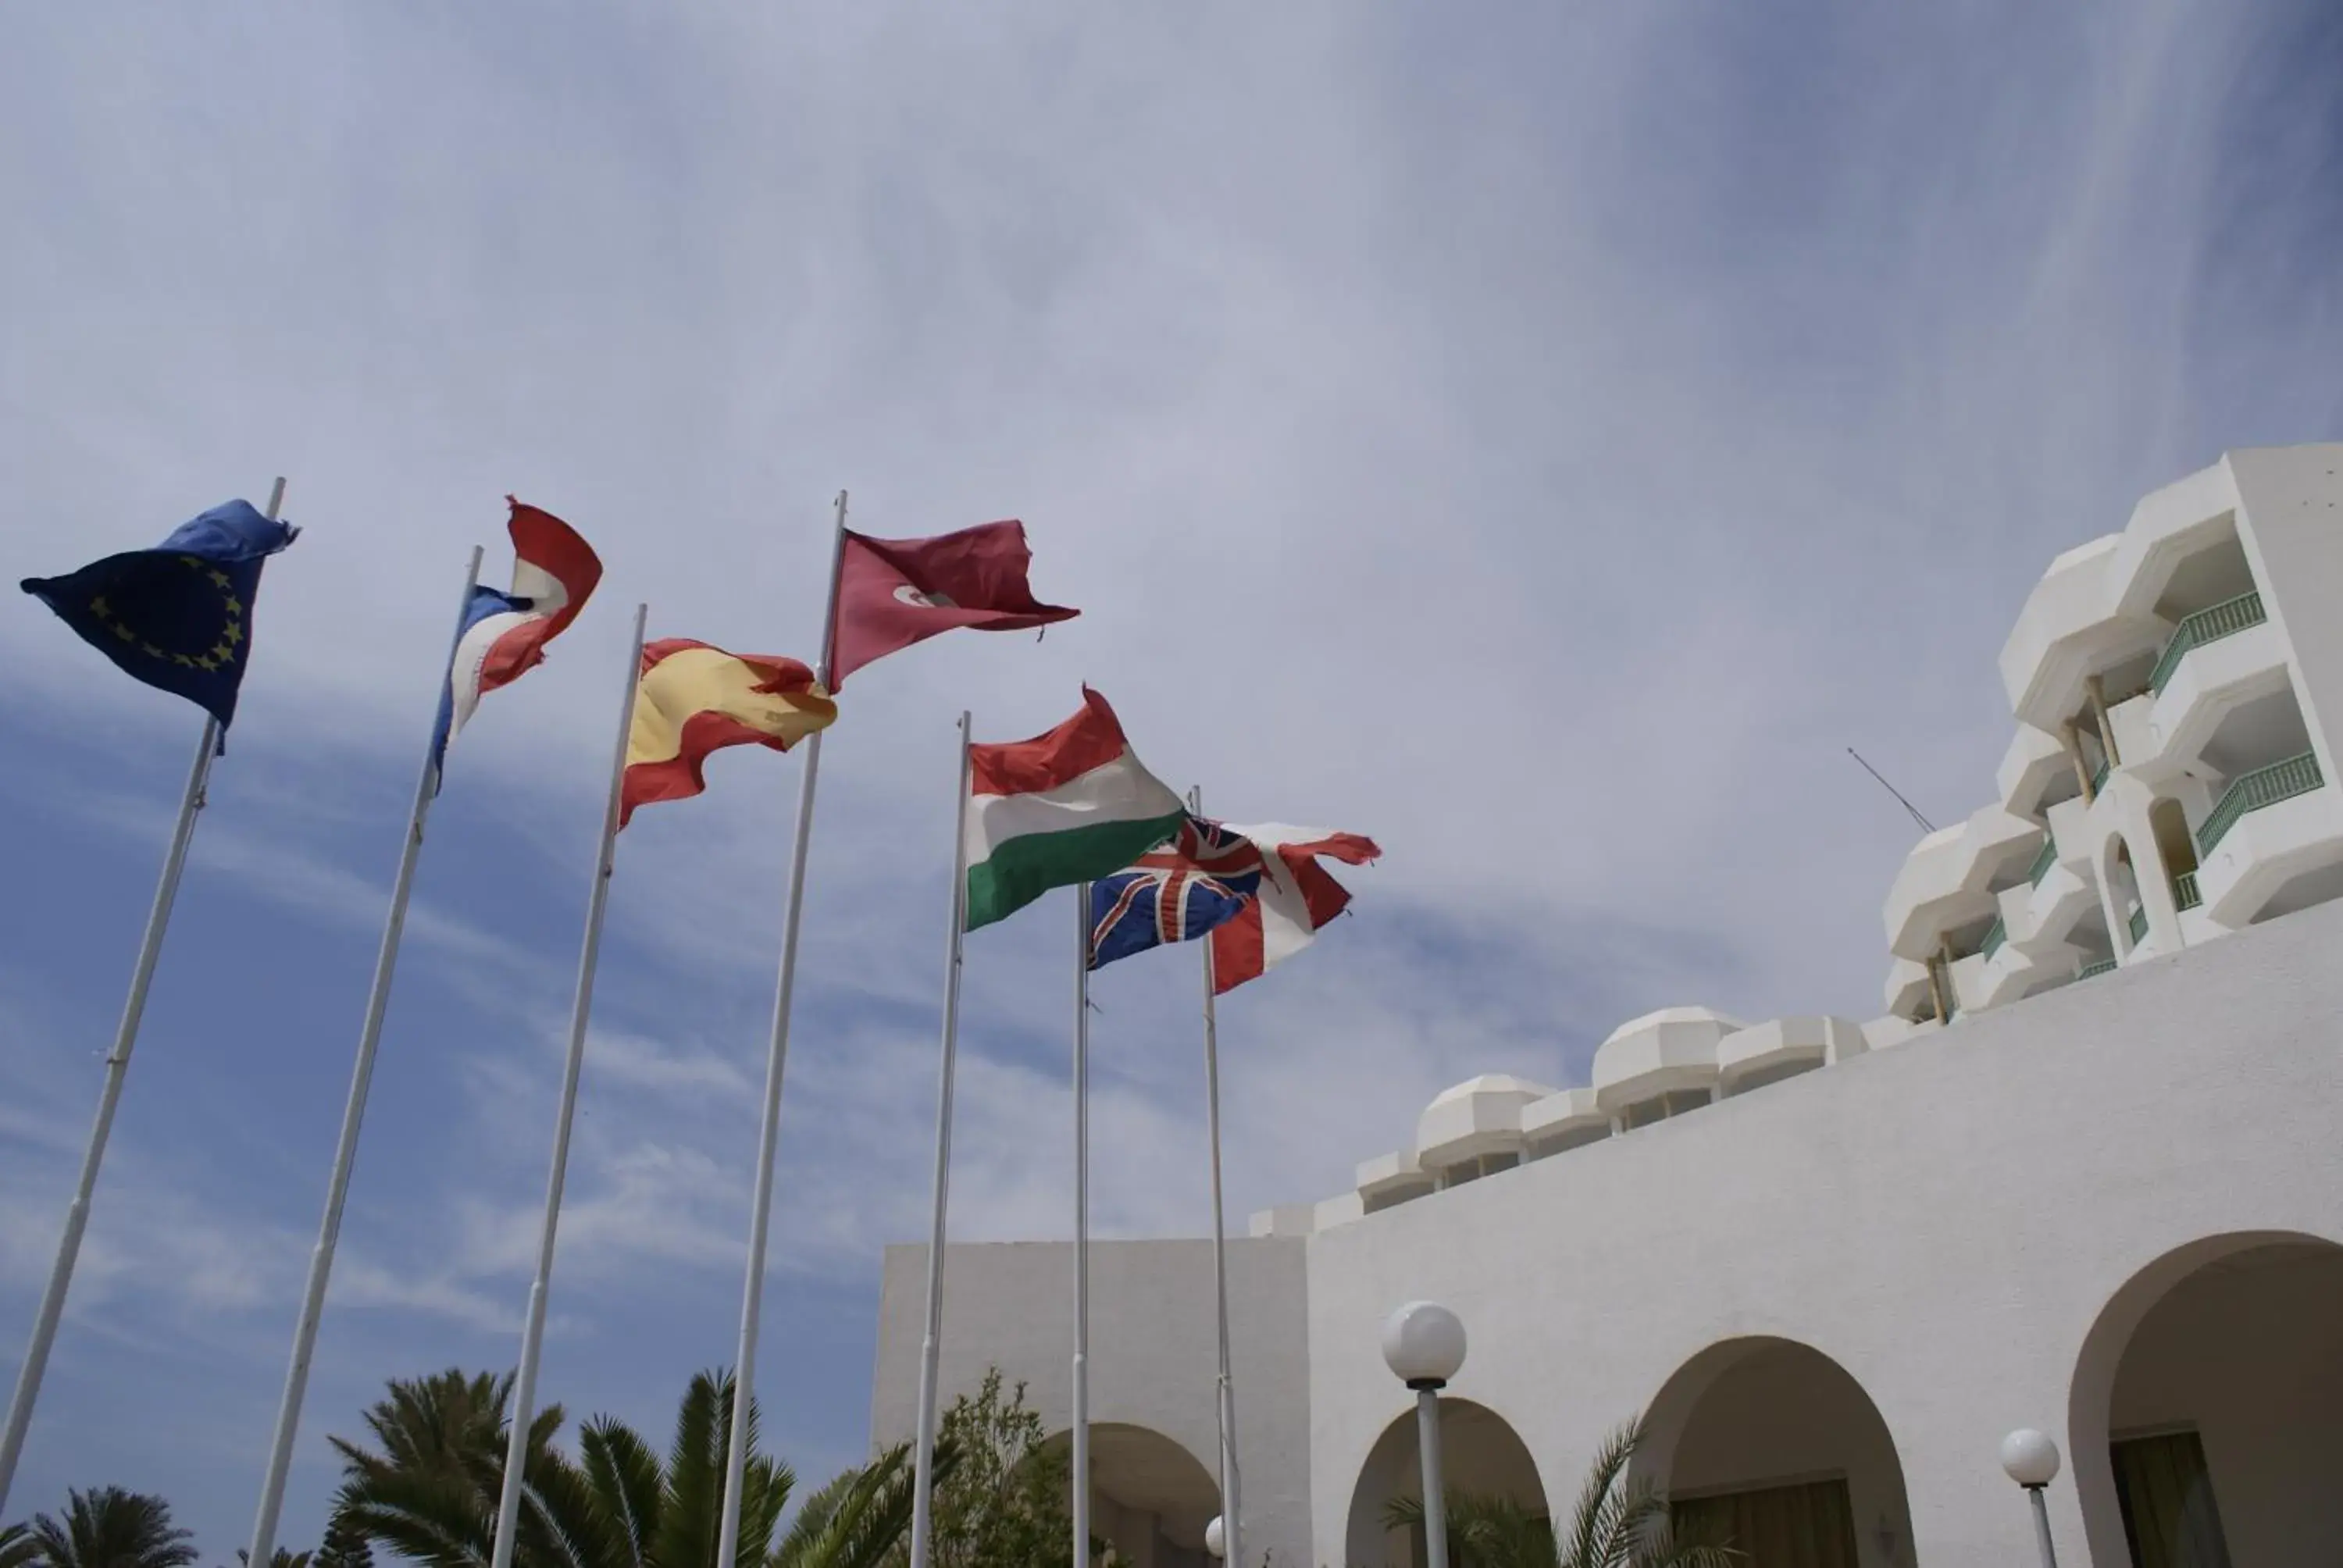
[1088,817,1379,992]
[430,499,603,782]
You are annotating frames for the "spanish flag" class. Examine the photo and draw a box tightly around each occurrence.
[620,640,838,825]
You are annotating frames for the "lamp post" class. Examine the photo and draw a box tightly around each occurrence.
[1205,1516,1225,1562]
[2000,1429,2063,1568]
[1382,1301,1467,1568]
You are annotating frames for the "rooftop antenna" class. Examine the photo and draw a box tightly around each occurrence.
[1847,747,1936,832]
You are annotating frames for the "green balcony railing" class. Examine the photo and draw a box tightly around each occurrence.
[2196,750,2325,854]
[2147,590,2268,696]
[2078,957,2117,980]
[1981,917,2006,960]
[2127,904,2149,945]
[2173,870,2202,911]
[2025,834,2059,887]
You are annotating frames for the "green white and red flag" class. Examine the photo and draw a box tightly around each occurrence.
[965,688,1185,931]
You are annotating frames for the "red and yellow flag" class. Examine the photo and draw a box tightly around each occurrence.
[620,639,837,825]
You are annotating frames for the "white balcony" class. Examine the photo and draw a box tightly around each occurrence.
[1415,1074,1556,1175]
[1884,806,2046,963]
[2000,457,2248,736]
[1521,1087,1610,1158]
[1591,1007,1739,1120]
[1716,1017,1865,1096]
[1356,1147,1435,1213]
[2000,535,2166,734]
[2191,754,2343,927]
[2131,610,2288,785]
[1999,724,2080,819]
[1883,954,1935,1020]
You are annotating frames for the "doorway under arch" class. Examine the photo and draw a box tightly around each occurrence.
[2067,1231,2343,1568]
[1635,1337,1914,1568]
[1343,1398,1549,1568]
[1042,1423,1221,1568]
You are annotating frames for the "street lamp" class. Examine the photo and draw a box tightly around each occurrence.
[1382,1302,1467,1568]
[1205,1516,1225,1561]
[2000,1429,2063,1568]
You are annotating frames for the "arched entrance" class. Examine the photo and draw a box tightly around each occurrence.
[1635,1338,1913,1568]
[1043,1424,1221,1568]
[1343,1399,1548,1568]
[2067,1232,2343,1568]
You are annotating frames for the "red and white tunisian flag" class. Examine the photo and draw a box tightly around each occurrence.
[826,521,1078,688]
[1211,824,1381,992]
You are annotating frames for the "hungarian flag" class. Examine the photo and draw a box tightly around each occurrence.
[827,521,1078,689]
[620,640,837,825]
[965,688,1185,931]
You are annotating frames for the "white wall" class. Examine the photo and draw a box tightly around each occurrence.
[870,1237,1312,1568]
[874,889,2343,1568]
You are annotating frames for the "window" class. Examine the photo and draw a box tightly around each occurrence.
[1674,1477,1860,1567]
[2111,1430,2233,1568]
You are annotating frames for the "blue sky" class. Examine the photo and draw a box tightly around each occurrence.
[2,0,2338,1554]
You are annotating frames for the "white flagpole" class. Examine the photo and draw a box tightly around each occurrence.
[712,491,853,1568]
[245,542,488,1568]
[908,711,974,1568]
[487,601,647,1568]
[1071,882,1093,1568]
[1193,788,1243,1568]
[0,476,287,1516]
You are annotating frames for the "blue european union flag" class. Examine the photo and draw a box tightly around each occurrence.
[21,500,299,732]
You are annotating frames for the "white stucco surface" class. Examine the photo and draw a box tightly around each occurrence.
[872,892,2343,1568]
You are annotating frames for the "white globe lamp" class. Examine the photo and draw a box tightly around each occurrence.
[1204,1516,1225,1560]
[1382,1302,1466,1568]
[1381,1299,1467,1389]
[2000,1429,2063,1567]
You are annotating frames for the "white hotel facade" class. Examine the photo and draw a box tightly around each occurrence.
[871,445,2343,1568]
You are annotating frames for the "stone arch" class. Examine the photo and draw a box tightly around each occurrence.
[1633,1336,1914,1567]
[1343,1397,1549,1568]
[2066,1229,2343,1568]
[1041,1423,1221,1568]
[2103,831,2145,956]
[2148,796,2199,892]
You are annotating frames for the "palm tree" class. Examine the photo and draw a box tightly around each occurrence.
[327,1368,586,1568]
[2,1523,40,1568]
[19,1488,198,1568]
[1383,1422,1738,1568]
[572,1369,796,1568]
[330,1367,942,1568]
[771,1445,925,1568]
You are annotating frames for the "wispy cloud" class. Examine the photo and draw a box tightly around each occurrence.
[1,0,2336,1555]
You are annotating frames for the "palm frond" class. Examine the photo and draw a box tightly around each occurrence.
[1557,1424,1639,1568]
[775,1442,951,1568]
[0,1523,35,1568]
[579,1417,664,1568]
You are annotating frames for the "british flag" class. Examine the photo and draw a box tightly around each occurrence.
[1087,817,1262,971]
[1087,815,1381,990]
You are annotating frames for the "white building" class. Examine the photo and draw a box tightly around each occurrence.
[870,445,2343,1568]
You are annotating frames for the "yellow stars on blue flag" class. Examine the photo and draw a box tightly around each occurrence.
[21,500,298,732]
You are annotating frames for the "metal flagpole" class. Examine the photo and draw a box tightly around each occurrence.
[908,711,974,1568]
[1071,883,1093,1568]
[0,476,287,1516]
[245,543,488,1568]
[487,603,647,1568]
[712,492,853,1568]
[1192,787,1243,1568]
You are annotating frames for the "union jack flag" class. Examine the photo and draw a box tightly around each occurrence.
[1087,815,1381,989]
[1087,817,1263,971]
